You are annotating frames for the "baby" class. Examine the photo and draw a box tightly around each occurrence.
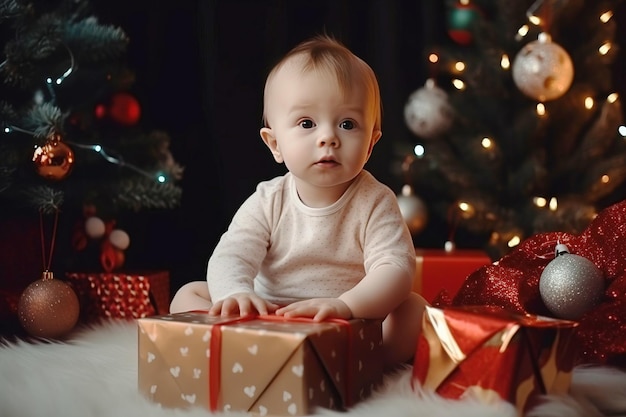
[170,35,427,368]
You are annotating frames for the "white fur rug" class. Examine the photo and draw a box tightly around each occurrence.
[1,320,626,417]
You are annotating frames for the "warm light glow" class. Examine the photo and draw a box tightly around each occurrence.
[536,103,546,116]
[452,79,465,90]
[528,15,542,26]
[458,201,471,212]
[517,25,530,37]
[599,42,611,55]
[414,144,425,157]
[601,175,610,184]
[508,236,521,248]
[600,11,614,23]
[460,0,470,5]
[481,137,492,148]
[501,54,510,69]
[619,125,626,137]
[585,97,594,109]
[533,197,547,207]
[454,61,466,72]
[608,93,619,103]
[402,184,413,196]
[549,197,558,211]
[428,53,439,64]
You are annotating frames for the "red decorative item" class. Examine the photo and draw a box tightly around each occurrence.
[414,249,491,303]
[66,271,170,322]
[108,92,141,126]
[413,305,578,414]
[448,200,626,368]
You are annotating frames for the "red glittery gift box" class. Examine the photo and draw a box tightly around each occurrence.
[413,249,491,303]
[412,305,579,414]
[66,271,170,322]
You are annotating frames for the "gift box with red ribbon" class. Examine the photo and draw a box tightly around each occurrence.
[137,312,383,416]
[414,249,491,303]
[412,305,579,414]
[66,271,169,322]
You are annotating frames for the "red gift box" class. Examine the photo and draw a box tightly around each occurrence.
[413,249,491,303]
[413,305,579,414]
[138,313,383,415]
[66,271,170,322]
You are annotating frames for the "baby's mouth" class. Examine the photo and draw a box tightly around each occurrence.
[315,157,339,166]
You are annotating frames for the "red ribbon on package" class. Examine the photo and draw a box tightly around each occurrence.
[203,313,353,412]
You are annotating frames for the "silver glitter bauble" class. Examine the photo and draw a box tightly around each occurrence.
[539,244,604,320]
[404,78,454,139]
[396,185,428,235]
[512,33,574,102]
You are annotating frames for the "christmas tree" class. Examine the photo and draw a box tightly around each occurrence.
[0,0,183,270]
[400,0,626,259]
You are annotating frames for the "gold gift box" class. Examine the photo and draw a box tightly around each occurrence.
[138,312,383,416]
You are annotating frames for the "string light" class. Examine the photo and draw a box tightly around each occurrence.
[536,103,546,116]
[500,54,510,70]
[607,93,619,103]
[428,53,439,64]
[481,137,492,148]
[601,175,610,184]
[600,10,613,23]
[584,97,594,110]
[452,79,465,90]
[599,42,611,55]
[618,125,626,137]
[533,197,547,208]
[454,61,466,72]
[549,197,558,211]
[67,141,169,183]
[414,144,425,157]
[508,235,521,248]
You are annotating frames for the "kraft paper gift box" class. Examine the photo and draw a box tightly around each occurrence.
[138,312,383,416]
[414,249,491,303]
[412,305,579,414]
[66,271,169,322]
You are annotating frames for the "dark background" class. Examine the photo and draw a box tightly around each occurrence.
[87,0,434,292]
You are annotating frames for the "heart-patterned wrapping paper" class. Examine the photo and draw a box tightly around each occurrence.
[138,312,383,416]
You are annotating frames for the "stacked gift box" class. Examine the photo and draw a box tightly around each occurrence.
[67,271,170,323]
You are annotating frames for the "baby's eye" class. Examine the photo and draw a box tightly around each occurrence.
[299,119,315,129]
[339,120,355,130]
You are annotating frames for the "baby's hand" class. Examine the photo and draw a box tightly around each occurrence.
[209,292,279,317]
[275,298,352,322]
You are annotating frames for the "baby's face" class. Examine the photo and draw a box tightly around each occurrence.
[261,59,381,206]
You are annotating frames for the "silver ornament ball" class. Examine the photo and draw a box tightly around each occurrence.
[396,186,428,235]
[404,78,454,139]
[539,245,604,320]
[512,33,574,102]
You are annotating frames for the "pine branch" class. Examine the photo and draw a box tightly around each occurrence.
[64,17,128,62]
[112,178,183,211]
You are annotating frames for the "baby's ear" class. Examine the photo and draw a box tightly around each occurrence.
[260,127,283,163]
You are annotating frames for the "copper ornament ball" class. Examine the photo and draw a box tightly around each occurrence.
[18,274,80,338]
[32,135,75,181]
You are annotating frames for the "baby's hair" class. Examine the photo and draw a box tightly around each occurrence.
[262,34,382,131]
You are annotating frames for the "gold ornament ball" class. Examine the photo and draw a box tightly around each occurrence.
[32,136,75,181]
[18,275,80,338]
[397,187,428,235]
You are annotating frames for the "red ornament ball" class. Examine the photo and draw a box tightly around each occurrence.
[18,273,80,338]
[108,92,141,126]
